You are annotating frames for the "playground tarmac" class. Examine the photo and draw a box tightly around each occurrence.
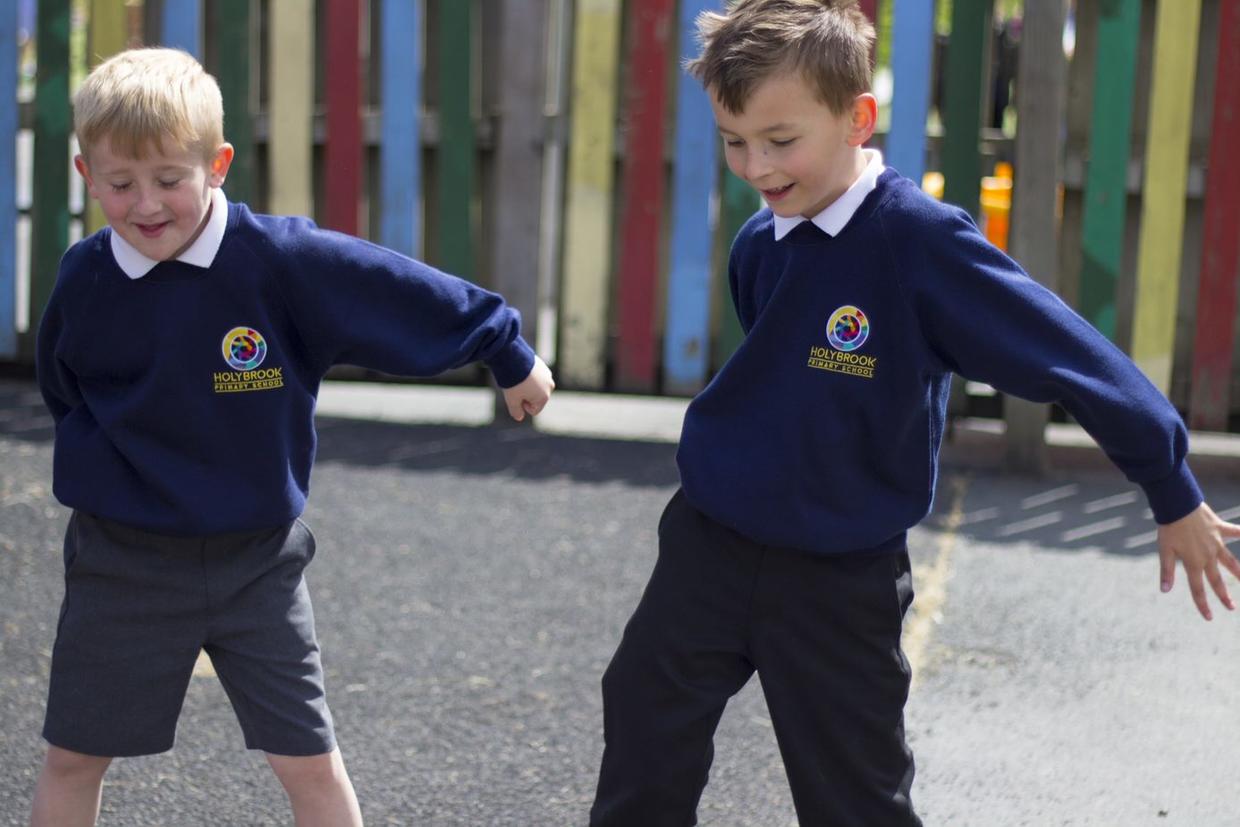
[1,377,1239,826]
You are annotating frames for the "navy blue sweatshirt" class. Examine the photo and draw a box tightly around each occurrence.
[677,169,1202,556]
[37,202,535,535]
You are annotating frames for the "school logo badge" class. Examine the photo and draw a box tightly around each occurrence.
[807,304,878,379]
[222,327,268,370]
[214,326,284,393]
[826,305,869,351]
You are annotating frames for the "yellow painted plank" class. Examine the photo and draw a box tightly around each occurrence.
[267,0,314,217]
[85,0,129,234]
[1132,0,1201,392]
[559,0,622,388]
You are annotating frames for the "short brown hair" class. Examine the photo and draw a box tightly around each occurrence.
[74,48,224,161]
[685,0,874,115]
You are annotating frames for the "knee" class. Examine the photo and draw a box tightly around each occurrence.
[267,750,347,792]
[43,745,111,780]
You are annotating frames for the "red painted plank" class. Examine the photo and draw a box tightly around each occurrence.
[615,0,674,392]
[324,0,361,236]
[1189,0,1240,430]
[858,0,878,64]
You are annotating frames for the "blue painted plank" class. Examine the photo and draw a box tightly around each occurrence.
[379,0,422,258]
[0,0,15,357]
[664,0,721,394]
[887,0,934,183]
[161,0,202,57]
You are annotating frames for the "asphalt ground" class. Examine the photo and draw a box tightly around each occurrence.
[1,378,1238,826]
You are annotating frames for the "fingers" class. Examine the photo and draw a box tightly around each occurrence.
[1186,567,1212,621]
[1219,548,1240,582]
[1158,546,1176,594]
[1205,561,1236,613]
[506,396,526,421]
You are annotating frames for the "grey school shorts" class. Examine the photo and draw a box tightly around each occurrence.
[43,511,336,758]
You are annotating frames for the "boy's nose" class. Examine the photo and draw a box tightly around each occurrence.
[744,149,773,183]
[133,188,163,216]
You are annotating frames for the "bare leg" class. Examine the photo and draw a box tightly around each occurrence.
[29,745,112,827]
[266,748,363,827]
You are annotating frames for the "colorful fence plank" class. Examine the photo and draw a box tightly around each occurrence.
[30,0,71,355]
[379,0,422,258]
[266,0,314,219]
[615,0,674,392]
[436,0,474,279]
[941,0,991,217]
[1132,0,1202,393]
[324,0,361,236]
[714,171,757,371]
[0,0,15,357]
[535,0,574,363]
[1078,0,1141,341]
[1189,0,1240,430]
[85,0,129,235]
[161,0,202,57]
[858,0,879,63]
[212,0,254,208]
[560,0,622,388]
[1004,0,1068,472]
[664,0,721,395]
[488,0,548,347]
[886,0,933,183]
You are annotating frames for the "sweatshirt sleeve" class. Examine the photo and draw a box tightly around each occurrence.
[894,205,1201,524]
[35,266,84,426]
[268,221,535,388]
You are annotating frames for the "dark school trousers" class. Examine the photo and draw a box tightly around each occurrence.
[590,490,921,827]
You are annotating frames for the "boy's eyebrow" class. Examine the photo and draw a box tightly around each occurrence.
[718,123,799,136]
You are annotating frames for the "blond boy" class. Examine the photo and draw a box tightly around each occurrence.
[31,48,553,826]
[589,2,1240,824]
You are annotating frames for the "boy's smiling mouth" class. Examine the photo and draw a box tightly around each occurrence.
[762,183,794,202]
[135,221,169,237]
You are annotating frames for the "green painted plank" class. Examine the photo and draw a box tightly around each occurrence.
[714,168,758,371]
[436,0,474,279]
[1132,0,1201,393]
[560,0,622,388]
[1078,0,1141,340]
[29,0,72,358]
[211,0,254,207]
[0,0,15,356]
[941,0,992,217]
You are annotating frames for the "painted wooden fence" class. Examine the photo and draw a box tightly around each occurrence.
[4,1,1239,445]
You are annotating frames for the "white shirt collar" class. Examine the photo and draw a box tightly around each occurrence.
[110,187,229,279]
[772,149,885,241]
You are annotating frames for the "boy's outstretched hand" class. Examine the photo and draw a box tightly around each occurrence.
[1157,502,1240,620]
[502,355,555,422]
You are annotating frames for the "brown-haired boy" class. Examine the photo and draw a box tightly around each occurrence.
[589,2,1240,824]
[31,47,553,826]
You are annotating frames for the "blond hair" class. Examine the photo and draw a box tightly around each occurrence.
[74,47,224,161]
[685,0,874,115]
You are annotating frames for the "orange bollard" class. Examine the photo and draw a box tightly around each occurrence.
[980,162,1013,251]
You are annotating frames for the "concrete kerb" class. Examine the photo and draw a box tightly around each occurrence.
[315,381,1240,479]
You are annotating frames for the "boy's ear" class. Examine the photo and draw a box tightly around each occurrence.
[208,143,235,186]
[847,94,878,147]
[73,155,99,199]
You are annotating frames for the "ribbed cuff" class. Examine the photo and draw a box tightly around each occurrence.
[485,336,536,389]
[1141,462,1204,525]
